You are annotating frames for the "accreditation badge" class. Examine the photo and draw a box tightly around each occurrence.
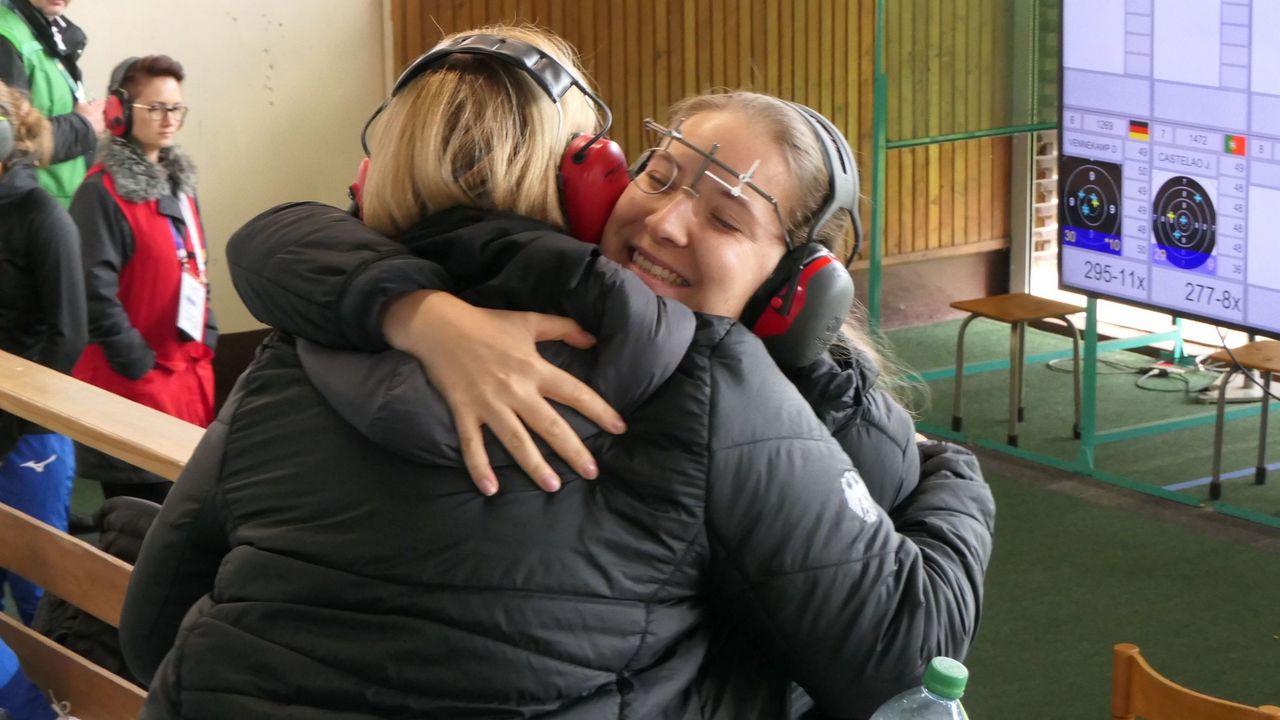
[177,271,207,343]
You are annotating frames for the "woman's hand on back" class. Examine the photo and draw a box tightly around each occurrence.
[381,290,627,495]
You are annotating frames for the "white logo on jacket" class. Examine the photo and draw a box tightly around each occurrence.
[19,454,59,473]
[840,469,879,523]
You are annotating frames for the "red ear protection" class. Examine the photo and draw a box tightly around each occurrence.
[358,35,624,238]
[741,101,860,368]
[743,244,855,368]
[558,133,630,244]
[347,157,370,217]
[104,57,140,138]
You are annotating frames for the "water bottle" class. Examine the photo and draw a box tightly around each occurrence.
[868,656,970,719]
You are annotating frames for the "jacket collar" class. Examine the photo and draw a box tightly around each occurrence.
[0,159,39,205]
[97,135,197,202]
[2,0,85,82]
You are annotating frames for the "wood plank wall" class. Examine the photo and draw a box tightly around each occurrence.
[388,0,1014,262]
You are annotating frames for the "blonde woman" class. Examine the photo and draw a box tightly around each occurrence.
[124,26,992,719]
[0,81,83,626]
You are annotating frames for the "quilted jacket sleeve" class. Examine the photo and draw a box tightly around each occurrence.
[705,332,994,719]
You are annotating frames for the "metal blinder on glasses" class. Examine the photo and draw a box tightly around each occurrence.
[633,118,794,250]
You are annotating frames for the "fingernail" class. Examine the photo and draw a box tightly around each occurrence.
[543,474,561,492]
[481,477,498,496]
[582,462,599,480]
[609,418,627,433]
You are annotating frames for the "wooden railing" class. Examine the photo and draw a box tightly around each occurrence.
[0,349,203,720]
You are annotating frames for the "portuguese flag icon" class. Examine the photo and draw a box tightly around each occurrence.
[1225,134,1247,155]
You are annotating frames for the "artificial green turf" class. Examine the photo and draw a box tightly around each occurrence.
[885,319,1280,521]
[962,464,1280,718]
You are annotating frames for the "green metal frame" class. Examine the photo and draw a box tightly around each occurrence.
[870,0,1277,528]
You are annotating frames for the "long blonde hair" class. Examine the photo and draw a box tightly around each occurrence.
[362,25,601,237]
[0,82,52,168]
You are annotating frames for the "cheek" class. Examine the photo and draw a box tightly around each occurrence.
[600,191,643,261]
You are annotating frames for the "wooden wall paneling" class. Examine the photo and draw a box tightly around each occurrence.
[394,0,1014,261]
[910,0,928,253]
[732,0,742,89]
[940,0,956,247]
[625,1,640,154]
[803,0,814,108]
[966,0,983,245]
[857,0,874,253]
[952,1,969,245]
[639,1,653,130]
[977,0,995,244]
[766,0,780,94]
[654,0,669,119]
[715,0,728,88]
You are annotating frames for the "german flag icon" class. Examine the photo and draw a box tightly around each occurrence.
[1129,120,1149,141]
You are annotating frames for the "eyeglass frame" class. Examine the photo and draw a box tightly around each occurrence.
[130,103,190,123]
[635,118,794,250]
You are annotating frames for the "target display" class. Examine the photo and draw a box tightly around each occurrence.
[1061,157,1123,256]
[1059,0,1280,338]
[1151,175,1216,271]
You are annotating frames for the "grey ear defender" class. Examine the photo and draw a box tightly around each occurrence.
[0,115,14,163]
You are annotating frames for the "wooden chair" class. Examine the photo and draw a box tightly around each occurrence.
[1207,340,1279,501]
[950,293,1085,447]
[1112,643,1280,720]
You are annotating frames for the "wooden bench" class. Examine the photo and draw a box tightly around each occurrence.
[950,293,1085,447]
[0,349,202,719]
[1208,340,1280,501]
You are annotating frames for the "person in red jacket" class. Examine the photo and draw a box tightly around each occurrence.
[69,55,214,504]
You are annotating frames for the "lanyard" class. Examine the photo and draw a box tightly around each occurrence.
[167,194,206,282]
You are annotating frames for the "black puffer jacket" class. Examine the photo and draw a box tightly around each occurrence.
[123,209,994,719]
[226,204,919,511]
[0,159,85,452]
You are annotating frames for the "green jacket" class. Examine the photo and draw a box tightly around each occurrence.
[0,3,85,205]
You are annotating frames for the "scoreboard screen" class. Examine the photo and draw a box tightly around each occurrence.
[1059,0,1279,337]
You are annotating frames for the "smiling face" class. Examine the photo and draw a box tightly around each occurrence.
[599,111,793,318]
[129,76,184,157]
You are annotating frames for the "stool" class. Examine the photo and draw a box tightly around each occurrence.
[950,293,1085,447]
[1208,340,1279,501]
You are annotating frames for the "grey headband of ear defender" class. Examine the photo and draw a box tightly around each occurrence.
[0,115,14,162]
[361,33,612,159]
[786,102,861,259]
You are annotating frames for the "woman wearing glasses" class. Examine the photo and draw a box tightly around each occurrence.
[69,54,212,504]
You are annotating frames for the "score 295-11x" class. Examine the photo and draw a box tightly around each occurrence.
[1083,261,1146,290]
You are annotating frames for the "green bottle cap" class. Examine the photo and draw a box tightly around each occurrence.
[923,657,968,700]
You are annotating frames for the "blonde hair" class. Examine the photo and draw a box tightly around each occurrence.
[666,91,856,259]
[362,25,601,237]
[0,82,52,167]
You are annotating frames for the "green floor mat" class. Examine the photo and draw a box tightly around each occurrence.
[884,319,1280,521]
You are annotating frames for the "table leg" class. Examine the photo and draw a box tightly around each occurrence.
[1062,315,1082,439]
[1258,373,1271,486]
[1017,319,1027,423]
[1008,322,1023,447]
[1211,369,1234,501]
[952,314,977,433]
